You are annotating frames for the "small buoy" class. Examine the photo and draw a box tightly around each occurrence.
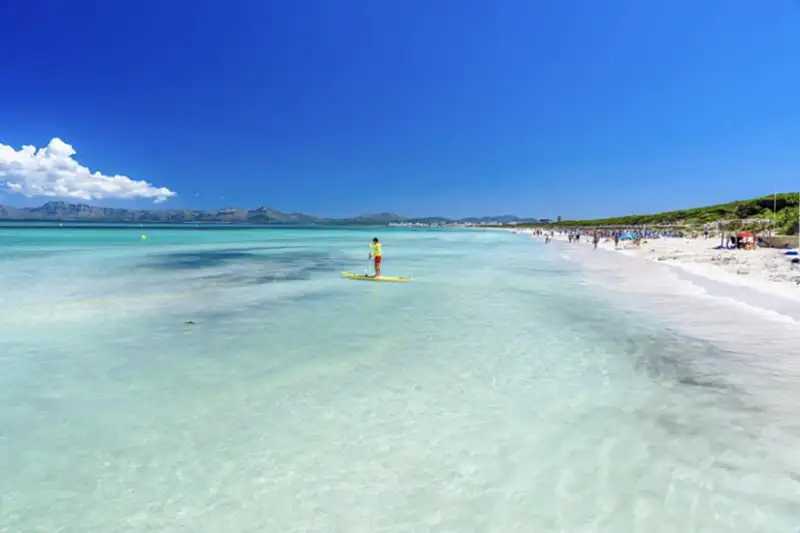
[141,234,147,240]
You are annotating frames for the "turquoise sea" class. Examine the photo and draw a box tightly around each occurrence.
[1,225,798,532]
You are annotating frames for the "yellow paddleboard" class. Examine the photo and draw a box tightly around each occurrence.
[341,271,412,282]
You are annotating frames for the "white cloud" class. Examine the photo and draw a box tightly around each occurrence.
[0,138,176,203]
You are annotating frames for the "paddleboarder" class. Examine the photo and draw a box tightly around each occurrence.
[369,237,382,277]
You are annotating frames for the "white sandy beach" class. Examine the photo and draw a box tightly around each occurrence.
[519,229,800,320]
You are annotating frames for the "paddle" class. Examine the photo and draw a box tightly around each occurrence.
[365,257,373,277]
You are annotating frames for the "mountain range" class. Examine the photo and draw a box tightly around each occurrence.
[0,201,540,225]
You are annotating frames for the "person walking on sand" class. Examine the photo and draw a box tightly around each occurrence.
[593,231,600,250]
[369,237,383,277]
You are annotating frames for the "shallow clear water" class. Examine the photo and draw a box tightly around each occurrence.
[1,226,798,532]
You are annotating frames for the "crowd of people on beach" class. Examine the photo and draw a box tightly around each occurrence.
[526,226,758,250]
[523,225,800,282]
[529,228,656,249]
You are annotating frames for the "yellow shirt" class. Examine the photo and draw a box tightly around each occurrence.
[369,243,382,257]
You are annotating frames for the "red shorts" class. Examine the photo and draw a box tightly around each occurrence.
[374,256,382,265]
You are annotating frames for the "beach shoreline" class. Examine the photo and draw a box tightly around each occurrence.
[521,229,800,322]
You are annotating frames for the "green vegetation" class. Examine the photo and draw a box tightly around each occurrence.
[534,193,800,235]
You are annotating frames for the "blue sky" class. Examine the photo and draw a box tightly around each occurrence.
[1,0,798,219]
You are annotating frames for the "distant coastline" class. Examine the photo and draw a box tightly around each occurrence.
[0,201,542,227]
[0,221,485,231]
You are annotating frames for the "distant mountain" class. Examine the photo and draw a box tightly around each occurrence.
[394,215,540,225]
[0,205,22,218]
[0,201,322,224]
[456,214,538,224]
[349,212,407,223]
[0,201,538,226]
[402,216,450,225]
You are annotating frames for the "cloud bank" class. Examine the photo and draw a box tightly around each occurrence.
[0,138,176,203]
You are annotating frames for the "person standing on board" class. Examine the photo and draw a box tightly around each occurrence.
[369,237,383,277]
